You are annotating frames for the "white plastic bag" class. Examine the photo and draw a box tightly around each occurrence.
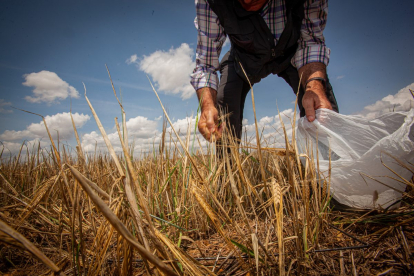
[297,108,414,210]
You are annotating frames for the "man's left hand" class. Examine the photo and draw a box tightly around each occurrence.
[302,81,332,122]
[298,62,333,122]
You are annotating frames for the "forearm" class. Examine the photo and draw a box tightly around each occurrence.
[299,62,332,122]
[196,87,217,110]
[298,62,326,90]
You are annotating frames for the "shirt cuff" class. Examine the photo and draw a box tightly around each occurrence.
[291,45,331,70]
[190,69,219,92]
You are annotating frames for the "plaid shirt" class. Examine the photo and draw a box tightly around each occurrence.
[190,0,330,92]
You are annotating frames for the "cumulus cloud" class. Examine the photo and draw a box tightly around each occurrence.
[81,131,109,152]
[167,116,197,135]
[80,115,204,155]
[1,139,51,156]
[128,43,196,100]
[127,116,159,138]
[166,116,209,153]
[242,109,297,147]
[81,115,160,153]
[358,82,414,119]
[126,54,138,64]
[23,71,80,104]
[244,109,295,132]
[0,99,12,113]
[259,116,274,125]
[0,112,90,142]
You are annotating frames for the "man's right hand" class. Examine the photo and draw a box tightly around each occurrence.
[196,87,224,141]
[198,105,224,141]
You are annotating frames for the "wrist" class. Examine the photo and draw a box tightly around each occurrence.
[201,101,216,110]
[304,77,326,94]
[298,62,327,88]
[305,77,326,92]
[197,87,217,110]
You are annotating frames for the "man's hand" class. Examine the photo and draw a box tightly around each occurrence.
[198,105,224,141]
[302,80,332,122]
[298,62,333,122]
[196,87,224,141]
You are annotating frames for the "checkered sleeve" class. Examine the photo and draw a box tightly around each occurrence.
[190,0,227,92]
[292,0,331,69]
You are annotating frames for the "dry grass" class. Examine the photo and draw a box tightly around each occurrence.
[0,78,413,275]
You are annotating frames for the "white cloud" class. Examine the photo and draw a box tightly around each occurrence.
[259,116,274,125]
[0,129,31,142]
[23,71,80,104]
[1,139,51,156]
[81,115,160,153]
[336,75,345,80]
[81,131,107,152]
[80,115,204,155]
[0,112,90,142]
[167,116,197,135]
[130,43,196,100]
[241,109,297,147]
[126,54,138,64]
[244,109,295,133]
[0,99,12,113]
[126,116,159,138]
[358,82,414,119]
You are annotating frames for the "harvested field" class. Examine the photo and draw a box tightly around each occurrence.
[0,82,413,275]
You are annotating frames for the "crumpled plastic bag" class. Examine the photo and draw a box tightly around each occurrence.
[296,108,414,210]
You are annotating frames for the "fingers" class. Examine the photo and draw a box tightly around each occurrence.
[214,121,225,140]
[302,89,333,122]
[198,116,212,141]
[198,121,211,140]
[198,106,221,142]
[206,111,216,135]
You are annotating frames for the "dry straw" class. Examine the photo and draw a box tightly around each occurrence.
[0,69,413,275]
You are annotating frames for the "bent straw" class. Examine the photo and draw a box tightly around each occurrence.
[67,164,178,276]
[83,83,125,177]
[0,219,64,275]
[11,107,73,206]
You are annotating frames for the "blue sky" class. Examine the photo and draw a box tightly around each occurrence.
[0,0,413,154]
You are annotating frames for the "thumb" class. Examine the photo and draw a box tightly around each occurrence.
[306,108,316,122]
[303,99,316,122]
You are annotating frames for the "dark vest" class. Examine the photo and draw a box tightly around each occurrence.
[206,0,305,84]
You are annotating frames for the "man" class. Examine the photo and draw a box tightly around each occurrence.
[191,0,339,142]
